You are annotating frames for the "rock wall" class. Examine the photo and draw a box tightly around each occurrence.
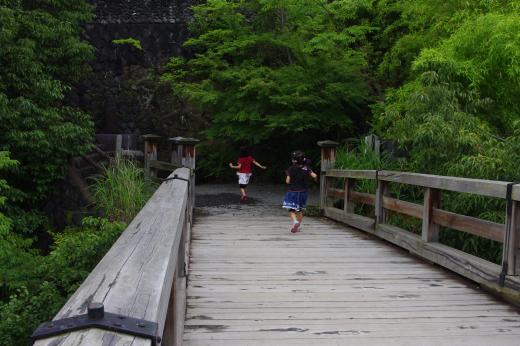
[71,0,205,137]
[90,0,191,24]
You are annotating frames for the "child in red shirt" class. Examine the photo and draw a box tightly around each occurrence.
[229,147,266,202]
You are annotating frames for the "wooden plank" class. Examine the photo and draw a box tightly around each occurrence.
[35,168,191,346]
[350,191,375,206]
[373,224,520,304]
[378,171,510,199]
[382,196,423,219]
[185,203,520,344]
[375,181,388,224]
[510,184,520,201]
[343,178,355,213]
[505,200,520,275]
[183,336,520,346]
[326,169,377,180]
[149,159,181,172]
[422,188,441,242]
[431,208,504,242]
[327,187,344,199]
[324,207,374,232]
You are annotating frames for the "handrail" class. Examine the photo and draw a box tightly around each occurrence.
[323,168,520,304]
[33,167,193,345]
[317,141,520,306]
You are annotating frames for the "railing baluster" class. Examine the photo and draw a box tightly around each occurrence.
[344,178,355,213]
[317,140,339,209]
[505,200,520,275]
[375,180,388,225]
[422,187,441,242]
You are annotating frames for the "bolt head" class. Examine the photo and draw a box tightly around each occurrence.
[87,302,104,319]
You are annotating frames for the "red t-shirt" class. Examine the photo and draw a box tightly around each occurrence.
[237,156,254,173]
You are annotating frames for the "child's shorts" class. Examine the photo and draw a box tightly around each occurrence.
[237,173,252,186]
[282,190,308,211]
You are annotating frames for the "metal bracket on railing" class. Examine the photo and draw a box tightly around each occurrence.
[162,174,190,183]
[32,303,160,345]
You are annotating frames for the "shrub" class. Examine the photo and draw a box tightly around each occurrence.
[91,157,156,223]
[0,217,126,346]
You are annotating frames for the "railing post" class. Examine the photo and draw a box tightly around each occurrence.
[344,178,355,213]
[317,140,339,209]
[422,187,441,242]
[115,134,123,157]
[141,134,161,179]
[169,137,199,223]
[169,137,199,169]
[504,199,520,275]
[375,180,388,224]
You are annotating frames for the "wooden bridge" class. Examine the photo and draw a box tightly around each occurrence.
[33,140,520,345]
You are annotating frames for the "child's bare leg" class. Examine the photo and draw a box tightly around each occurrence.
[297,211,303,223]
[240,187,247,197]
[289,210,301,233]
[289,210,298,223]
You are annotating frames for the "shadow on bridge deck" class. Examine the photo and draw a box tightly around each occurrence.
[195,183,319,207]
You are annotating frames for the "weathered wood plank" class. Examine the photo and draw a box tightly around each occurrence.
[422,188,441,242]
[375,180,388,224]
[378,170,510,199]
[350,191,376,205]
[185,205,520,345]
[149,159,181,172]
[432,208,504,242]
[382,196,422,219]
[183,336,520,346]
[326,187,344,199]
[343,178,355,213]
[35,168,191,346]
[326,169,377,179]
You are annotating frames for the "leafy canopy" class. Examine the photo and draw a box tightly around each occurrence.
[0,0,94,233]
[163,0,373,143]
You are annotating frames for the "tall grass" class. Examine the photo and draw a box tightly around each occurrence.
[91,157,156,223]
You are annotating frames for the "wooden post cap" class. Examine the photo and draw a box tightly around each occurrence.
[140,134,161,141]
[317,140,339,148]
[168,137,200,145]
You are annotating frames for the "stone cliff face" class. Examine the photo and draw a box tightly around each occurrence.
[72,0,204,137]
[90,0,191,24]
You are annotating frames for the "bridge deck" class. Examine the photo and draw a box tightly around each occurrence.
[183,206,520,345]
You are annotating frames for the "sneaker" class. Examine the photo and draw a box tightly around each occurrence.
[240,195,247,203]
[290,222,300,233]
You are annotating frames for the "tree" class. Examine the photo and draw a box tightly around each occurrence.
[163,0,372,144]
[374,11,520,180]
[0,0,94,233]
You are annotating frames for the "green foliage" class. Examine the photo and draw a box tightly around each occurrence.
[91,157,156,223]
[0,217,126,346]
[374,0,518,86]
[335,141,388,196]
[374,10,520,182]
[196,140,237,181]
[0,0,94,234]
[113,37,143,50]
[163,0,372,143]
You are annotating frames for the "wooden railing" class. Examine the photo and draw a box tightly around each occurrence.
[142,135,199,184]
[317,141,520,305]
[33,138,198,346]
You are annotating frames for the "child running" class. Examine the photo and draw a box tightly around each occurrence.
[229,147,266,202]
[283,150,318,233]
